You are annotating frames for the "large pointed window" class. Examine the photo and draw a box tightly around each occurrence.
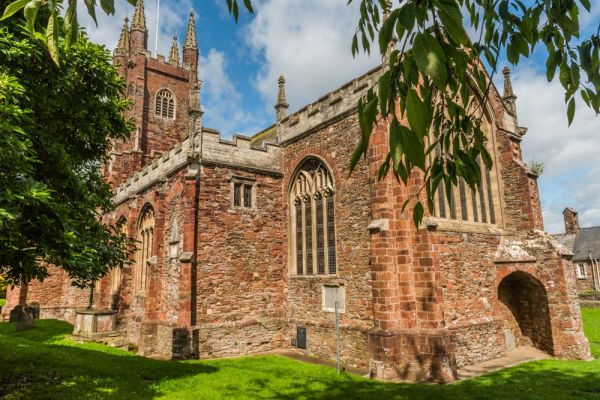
[135,206,155,291]
[155,89,175,119]
[430,118,503,225]
[110,217,128,295]
[290,158,337,276]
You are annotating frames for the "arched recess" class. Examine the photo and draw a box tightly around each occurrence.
[288,156,337,276]
[135,205,155,292]
[110,216,128,294]
[498,271,554,353]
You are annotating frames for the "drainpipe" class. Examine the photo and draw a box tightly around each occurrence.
[589,251,599,292]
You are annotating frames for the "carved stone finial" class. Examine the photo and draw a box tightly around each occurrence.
[114,17,130,55]
[184,11,198,50]
[275,75,289,121]
[168,35,179,65]
[132,0,146,31]
[503,67,515,99]
[502,66,518,121]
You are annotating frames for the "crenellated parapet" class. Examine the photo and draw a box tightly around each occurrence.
[113,128,281,205]
[278,65,383,144]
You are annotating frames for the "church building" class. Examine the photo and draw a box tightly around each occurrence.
[2,0,591,382]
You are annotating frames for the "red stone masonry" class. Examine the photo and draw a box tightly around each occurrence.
[3,3,590,382]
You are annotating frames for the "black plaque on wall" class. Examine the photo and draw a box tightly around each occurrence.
[296,326,307,349]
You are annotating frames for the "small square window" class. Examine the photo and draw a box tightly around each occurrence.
[322,285,345,313]
[243,184,253,207]
[232,180,254,209]
[233,183,242,207]
[577,263,587,279]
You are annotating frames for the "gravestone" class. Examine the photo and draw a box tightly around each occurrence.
[10,305,38,331]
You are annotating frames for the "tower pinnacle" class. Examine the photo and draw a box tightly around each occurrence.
[184,11,198,50]
[114,17,130,56]
[132,0,147,32]
[275,75,289,122]
[169,35,180,66]
[502,67,518,120]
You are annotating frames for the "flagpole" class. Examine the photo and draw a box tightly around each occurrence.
[154,0,160,56]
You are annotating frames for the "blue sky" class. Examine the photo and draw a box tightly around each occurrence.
[79,0,600,233]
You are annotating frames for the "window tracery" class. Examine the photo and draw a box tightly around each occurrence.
[290,158,337,276]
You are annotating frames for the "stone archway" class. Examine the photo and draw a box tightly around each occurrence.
[498,271,554,354]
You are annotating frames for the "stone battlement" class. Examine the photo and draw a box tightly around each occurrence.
[113,129,281,205]
[278,65,383,144]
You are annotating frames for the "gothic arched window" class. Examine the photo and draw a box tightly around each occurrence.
[155,89,175,119]
[110,217,128,295]
[290,158,337,276]
[431,115,503,225]
[135,206,155,291]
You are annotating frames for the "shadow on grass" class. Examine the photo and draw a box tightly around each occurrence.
[229,356,600,400]
[0,321,217,400]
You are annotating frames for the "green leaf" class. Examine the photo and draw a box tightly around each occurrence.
[1,0,30,20]
[400,125,426,170]
[412,33,447,87]
[232,0,239,22]
[406,89,428,136]
[397,3,416,34]
[434,0,468,45]
[46,11,60,65]
[378,9,397,55]
[99,0,114,15]
[83,0,98,26]
[378,70,391,116]
[64,0,79,47]
[243,0,254,13]
[579,0,591,12]
[567,97,575,126]
[359,95,378,136]
[24,0,42,34]
[546,50,561,81]
[389,117,403,171]
[413,201,424,228]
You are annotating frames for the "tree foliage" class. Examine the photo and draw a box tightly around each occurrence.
[349,0,599,225]
[0,2,131,286]
[1,0,598,229]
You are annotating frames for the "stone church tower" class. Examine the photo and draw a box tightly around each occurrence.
[3,2,591,382]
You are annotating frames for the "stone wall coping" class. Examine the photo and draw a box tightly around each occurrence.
[278,65,384,143]
[424,216,513,236]
[113,128,283,205]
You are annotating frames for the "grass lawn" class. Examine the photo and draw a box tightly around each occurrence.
[1,313,600,399]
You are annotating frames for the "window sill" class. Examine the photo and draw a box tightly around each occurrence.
[228,207,257,214]
[322,308,345,313]
[577,277,588,280]
[291,274,339,279]
[423,217,512,236]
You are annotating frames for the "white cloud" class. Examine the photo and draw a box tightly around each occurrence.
[510,67,600,233]
[200,49,265,136]
[78,0,192,57]
[245,0,379,113]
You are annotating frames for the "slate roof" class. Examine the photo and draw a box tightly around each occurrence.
[572,227,600,261]
[553,227,600,261]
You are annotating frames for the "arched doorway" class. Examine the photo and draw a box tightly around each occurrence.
[498,271,554,354]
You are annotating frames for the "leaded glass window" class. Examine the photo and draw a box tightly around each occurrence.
[155,89,175,119]
[289,158,337,276]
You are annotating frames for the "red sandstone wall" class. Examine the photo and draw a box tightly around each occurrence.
[437,231,505,367]
[195,164,287,357]
[281,113,374,369]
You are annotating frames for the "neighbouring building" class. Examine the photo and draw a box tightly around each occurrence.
[553,208,600,294]
[2,0,591,382]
